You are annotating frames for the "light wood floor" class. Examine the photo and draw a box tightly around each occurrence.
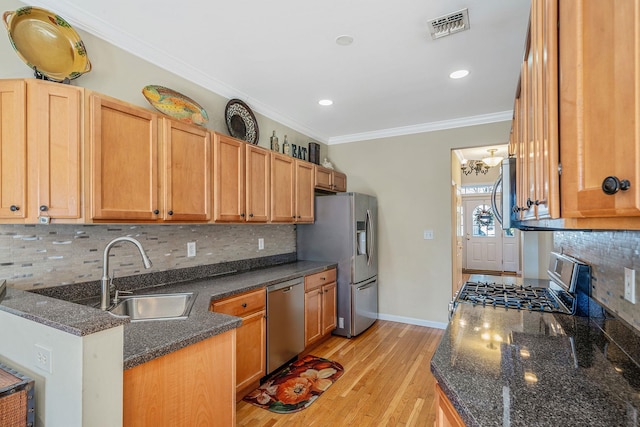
[236,320,445,427]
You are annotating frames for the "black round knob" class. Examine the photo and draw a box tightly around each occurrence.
[168,210,173,216]
[153,209,160,215]
[297,215,301,219]
[241,303,247,308]
[10,205,19,212]
[240,213,245,218]
[40,205,48,212]
[602,176,631,195]
[249,213,254,218]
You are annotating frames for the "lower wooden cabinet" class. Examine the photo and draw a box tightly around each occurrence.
[304,269,337,348]
[211,288,266,400]
[123,330,236,427]
[435,382,465,427]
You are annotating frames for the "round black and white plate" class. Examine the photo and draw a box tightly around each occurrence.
[225,99,259,144]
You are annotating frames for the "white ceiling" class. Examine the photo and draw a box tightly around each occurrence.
[22,0,530,144]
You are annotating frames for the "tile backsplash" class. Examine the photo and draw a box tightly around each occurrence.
[554,230,640,331]
[0,224,295,291]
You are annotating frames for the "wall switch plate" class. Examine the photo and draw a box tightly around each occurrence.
[258,238,264,250]
[35,344,52,373]
[423,230,434,240]
[625,267,636,304]
[38,216,50,224]
[187,241,196,257]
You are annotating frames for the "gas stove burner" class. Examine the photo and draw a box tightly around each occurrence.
[455,280,571,314]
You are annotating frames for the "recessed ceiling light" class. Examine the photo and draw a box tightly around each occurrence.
[335,35,354,46]
[318,99,333,106]
[449,69,470,79]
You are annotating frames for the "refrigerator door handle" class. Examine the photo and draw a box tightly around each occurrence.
[357,282,376,291]
[366,209,372,266]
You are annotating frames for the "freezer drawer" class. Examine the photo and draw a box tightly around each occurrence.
[352,277,378,337]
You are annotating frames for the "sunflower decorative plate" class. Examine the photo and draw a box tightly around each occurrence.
[142,85,209,126]
[225,99,259,144]
[3,6,91,82]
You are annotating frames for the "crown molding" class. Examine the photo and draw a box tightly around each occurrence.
[328,111,513,145]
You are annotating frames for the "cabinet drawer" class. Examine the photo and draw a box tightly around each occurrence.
[305,268,337,291]
[211,288,266,317]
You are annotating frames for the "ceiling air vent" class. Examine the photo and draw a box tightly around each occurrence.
[427,8,470,40]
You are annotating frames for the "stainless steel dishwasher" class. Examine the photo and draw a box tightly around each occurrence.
[266,277,304,374]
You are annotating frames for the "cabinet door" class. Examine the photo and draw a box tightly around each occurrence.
[89,95,160,220]
[236,310,266,394]
[27,80,82,220]
[213,133,245,222]
[0,80,27,219]
[435,383,465,427]
[560,0,640,217]
[246,145,270,222]
[163,119,211,221]
[295,160,314,223]
[270,153,295,222]
[314,166,333,191]
[332,171,347,192]
[304,288,322,347]
[321,282,337,336]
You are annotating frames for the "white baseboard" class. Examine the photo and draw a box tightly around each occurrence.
[377,313,447,330]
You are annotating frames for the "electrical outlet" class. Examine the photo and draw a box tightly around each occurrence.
[625,267,636,304]
[187,241,196,257]
[35,344,52,373]
[258,238,264,250]
[423,230,434,240]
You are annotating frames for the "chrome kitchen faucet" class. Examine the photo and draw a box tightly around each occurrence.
[100,237,152,310]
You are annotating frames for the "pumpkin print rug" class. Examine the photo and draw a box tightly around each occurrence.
[243,355,344,414]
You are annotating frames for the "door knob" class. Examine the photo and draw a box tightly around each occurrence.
[39,205,48,212]
[602,176,631,195]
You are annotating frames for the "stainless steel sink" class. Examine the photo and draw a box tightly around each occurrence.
[108,292,197,321]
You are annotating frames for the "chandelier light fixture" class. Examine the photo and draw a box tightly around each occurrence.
[482,149,504,168]
[461,159,490,175]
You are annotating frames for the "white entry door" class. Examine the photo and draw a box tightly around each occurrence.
[464,198,502,271]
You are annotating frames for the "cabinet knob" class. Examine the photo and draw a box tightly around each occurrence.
[249,213,254,218]
[242,303,247,308]
[39,205,48,212]
[10,205,19,212]
[297,215,301,219]
[602,176,631,195]
[240,213,245,218]
[321,277,326,281]
[168,210,173,216]
[153,209,160,215]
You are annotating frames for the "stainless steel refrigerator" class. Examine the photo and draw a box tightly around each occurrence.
[297,192,378,338]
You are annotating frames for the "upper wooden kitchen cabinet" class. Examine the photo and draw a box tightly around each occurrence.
[0,80,27,220]
[315,165,347,193]
[88,93,160,221]
[245,144,270,222]
[213,133,245,222]
[512,0,559,221]
[559,0,640,220]
[162,118,211,221]
[0,79,83,223]
[270,152,295,222]
[295,160,314,223]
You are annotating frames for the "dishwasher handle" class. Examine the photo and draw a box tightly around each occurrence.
[267,278,302,293]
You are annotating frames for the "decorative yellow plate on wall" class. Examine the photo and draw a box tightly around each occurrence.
[142,85,209,126]
[3,6,91,82]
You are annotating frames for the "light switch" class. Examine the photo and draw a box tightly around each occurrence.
[423,230,434,240]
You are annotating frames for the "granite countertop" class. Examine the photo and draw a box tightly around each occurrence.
[0,260,335,370]
[430,303,640,426]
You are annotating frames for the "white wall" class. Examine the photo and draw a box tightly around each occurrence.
[0,310,123,427]
[328,122,512,327]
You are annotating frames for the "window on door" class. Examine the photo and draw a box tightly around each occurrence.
[472,204,495,237]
